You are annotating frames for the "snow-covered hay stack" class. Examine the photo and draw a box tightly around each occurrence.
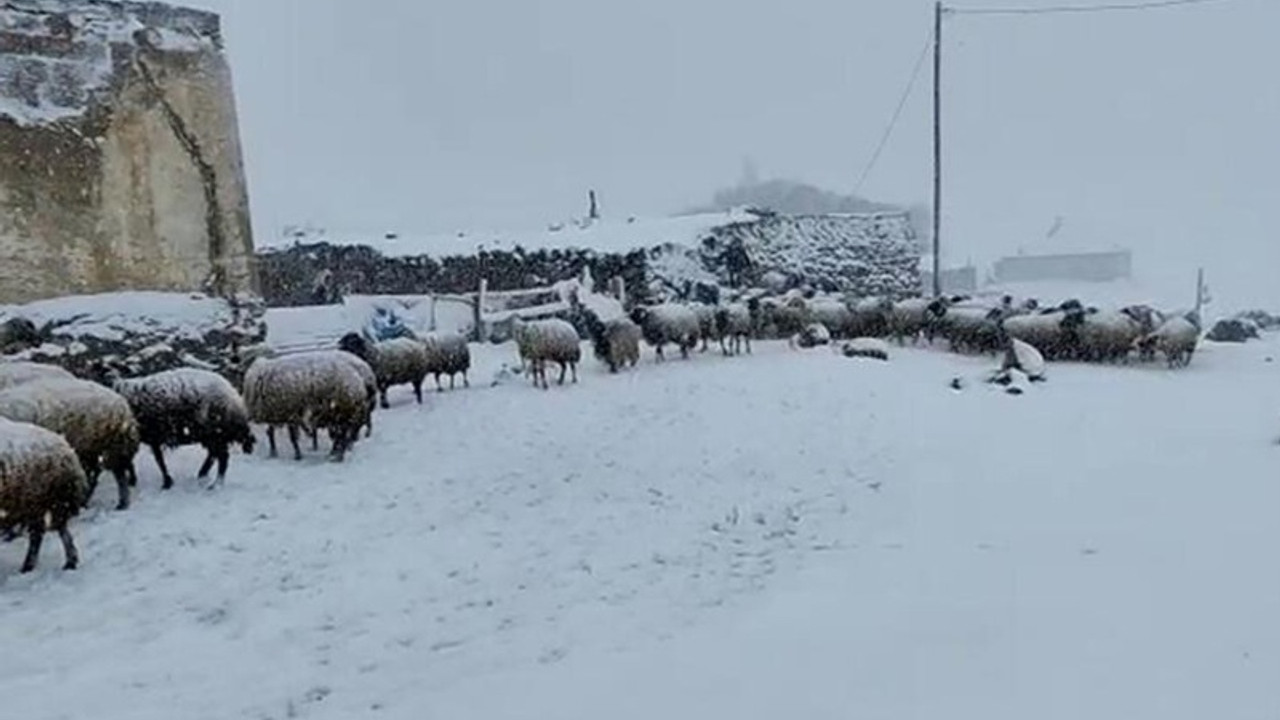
[0,0,256,304]
[0,292,267,384]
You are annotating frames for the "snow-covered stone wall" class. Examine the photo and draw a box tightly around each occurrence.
[0,0,255,304]
[256,211,922,306]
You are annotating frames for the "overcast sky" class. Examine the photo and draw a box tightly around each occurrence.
[189,0,1277,305]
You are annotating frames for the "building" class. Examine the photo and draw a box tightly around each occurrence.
[0,0,255,304]
[992,249,1132,284]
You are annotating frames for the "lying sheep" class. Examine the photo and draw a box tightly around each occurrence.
[338,333,429,409]
[0,417,88,572]
[790,323,832,349]
[841,337,891,361]
[1135,315,1200,368]
[582,309,641,373]
[714,301,758,356]
[421,331,471,391]
[998,337,1047,382]
[0,361,75,390]
[243,353,368,461]
[0,378,139,511]
[510,317,582,389]
[630,304,700,361]
[114,368,257,491]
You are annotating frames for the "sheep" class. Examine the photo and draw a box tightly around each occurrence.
[509,317,582,389]
[847,296,894,338]
[1062,308,1144,364]
[0,361,75,390]
[337,333,429,409]
[887,297,934,345]
[420,331,471,391]
[713,301,758,356]
[790,322,831,349]
[808,298,855,339]
[841,337,891,361]
[629,304,700,361]
[1135,315,1200,369]
[0,417,88,572]
[0,317,41,354]
[582,309,641,373]
[758,296,809,339]
[331,349,378,437]
[1002,310,1077,361]
[691,303,720,353]
[0,378,139,511]
[937,303,1004,355]
[243,353,367,461]
[999,337,1047,382]
[114,368,257,491]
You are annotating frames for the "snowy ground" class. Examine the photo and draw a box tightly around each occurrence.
[3,324,1279,719]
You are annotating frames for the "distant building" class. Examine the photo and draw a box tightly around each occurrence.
[921,262,978,295]
[993,250,1132,284]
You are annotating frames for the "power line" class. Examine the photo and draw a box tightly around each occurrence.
[951,0,1231,16]
[854,36,932,196]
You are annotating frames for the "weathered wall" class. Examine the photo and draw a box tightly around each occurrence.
[0,0,255,304]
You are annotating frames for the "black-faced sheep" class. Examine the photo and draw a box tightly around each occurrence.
[1135,315,1200,368]
[0,417,88,572]
[629,304,700,361]
[1062,308,1144,364]
[421,332,471,391]
[0,361,75,390]
[1002,310,1077,361]
[0,317,41,354]
[510,317,582,389]
[582,309,641,373]
[937,303,1004,355]
[713,301,758,356]
[114,368,256,491]
[758,296,809,339]
[0,378,139,510]
[337,333,429,409]
[841,337,891,361]
[243,353,367,461]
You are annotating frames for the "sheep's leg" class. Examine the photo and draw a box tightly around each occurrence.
[150,444,175,490]
[266,426,279,458]
[111,468,131,511]
[55,519,78,571]
[413,380,424,404]
[288,425,303,460]
[462,371,470,388]
[197,448,217,479]
[20,525,44,573]
[379,386,391,410]
[435,373,445,393]
[571,362,578,384]
[211,446,231,487]
[655,345,665,363]
[310,428,320,451]
[745,335,752,354]
[558,361,567,386]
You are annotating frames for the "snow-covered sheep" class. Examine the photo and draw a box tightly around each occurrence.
[999,337,1047,382]
[1135,315,1200,369]
[243,353,368,461]
[758,297,809,339]
[691,303,719,353]
[629,304,701,361]
[1063,308,1144,363]
[887,297,934,345]
[841,337,890,361]
[337,333,429,409]
[0,377,138,511]
[847,296,894,338]
[937,303,1004,355]
[714,301,758,356]
[510,317,582,389]
[582,309,641,373]
[808,298,854,339]
[0,361,75,390]
[790,323,831,349]
[114,368,257,491]
[1002,310,1077,361]
[420,332,471,391]
[0,417,88,572]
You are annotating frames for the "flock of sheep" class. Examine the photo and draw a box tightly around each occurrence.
[0,286,1202,575]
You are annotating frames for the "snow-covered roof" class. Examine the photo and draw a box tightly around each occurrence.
[0,0,221,127]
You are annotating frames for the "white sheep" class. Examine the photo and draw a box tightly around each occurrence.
[0,417,88,573]
[0,377,140,511]
[691,303,719,353]
[1002,310,1076,361]
[629,304,700,361]
[887,297,932,345]
[421,331,471,391]
[0,361,75,390]
[510,317,582,389]
[714,302,757,356]
[808,298,854,338]
[114,368,256,492]
[243,353,368,461]
[337,333,429,409]
[1136,315,1200,369]
[1064,308,1144,363]
[582,309,641,373]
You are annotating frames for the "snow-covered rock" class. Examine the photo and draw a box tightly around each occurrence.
[0,292,267,384]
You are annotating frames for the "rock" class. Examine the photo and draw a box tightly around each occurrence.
[1206,318,1259,343]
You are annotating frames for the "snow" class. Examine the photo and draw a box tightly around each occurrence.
[0,291,246,343]
[3,309,1280,718]
[259,210,758,258]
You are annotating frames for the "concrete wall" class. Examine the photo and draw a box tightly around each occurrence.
[993,250,1132,284]
[0,0,255,304]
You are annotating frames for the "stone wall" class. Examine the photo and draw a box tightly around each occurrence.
[0,0,255,304]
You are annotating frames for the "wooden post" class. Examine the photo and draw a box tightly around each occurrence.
[588,190,599,220]
[474,278,487,342]
[1194,267,1206,322]
[931,0,943,298]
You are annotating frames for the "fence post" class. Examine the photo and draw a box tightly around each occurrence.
[474,278,488,342]
[429,295,438,332]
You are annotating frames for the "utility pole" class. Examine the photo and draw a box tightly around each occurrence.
[931,0,943,298]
